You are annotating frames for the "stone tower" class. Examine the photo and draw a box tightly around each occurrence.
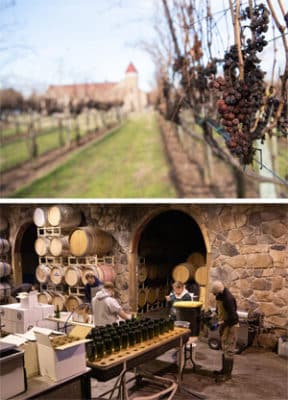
[124,62,140,112]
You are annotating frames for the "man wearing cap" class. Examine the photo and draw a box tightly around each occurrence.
[211,280,239,382]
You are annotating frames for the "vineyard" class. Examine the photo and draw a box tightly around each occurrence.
[4,112,178,198]
[0,106,122,173]
[151,0,287,197]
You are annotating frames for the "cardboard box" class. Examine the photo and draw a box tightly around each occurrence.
[34,329,88,381]
[21,341,39,378]
[0,334,39,378]
[19,291,39,308]
[0,303,54,334]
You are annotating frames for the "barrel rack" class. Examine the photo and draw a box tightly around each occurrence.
[137,257,170,315]
[36,221,116,311]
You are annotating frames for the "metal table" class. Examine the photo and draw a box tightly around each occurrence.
[87,327,191,399]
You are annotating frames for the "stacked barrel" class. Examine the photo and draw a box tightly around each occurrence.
[0,216,11,303]
[137,261,170,313]
[137,251,208,312]
[172,252,208,307]
[33,205,114,312]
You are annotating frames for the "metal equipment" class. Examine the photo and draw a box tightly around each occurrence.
[205,310,263,354]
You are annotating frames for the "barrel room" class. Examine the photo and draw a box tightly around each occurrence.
[0,202,287,399]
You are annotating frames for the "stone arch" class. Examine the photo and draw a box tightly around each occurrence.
[128,205,211,311]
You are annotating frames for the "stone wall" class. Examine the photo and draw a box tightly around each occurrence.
[204,204,287,333]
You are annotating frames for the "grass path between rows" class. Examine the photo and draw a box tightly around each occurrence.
[13,112,177,198]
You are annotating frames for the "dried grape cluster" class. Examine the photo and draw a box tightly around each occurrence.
[210,3,271,164]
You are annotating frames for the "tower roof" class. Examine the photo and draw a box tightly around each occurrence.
[126,62,138,74]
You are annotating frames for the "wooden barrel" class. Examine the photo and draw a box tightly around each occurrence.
[199,286,206,305]
[0,283,11,300]
[35,264,51,283]
[0,238,10,254]
[51,292,66,311]
[65,295,83,312]
[146,287,158,304]
[195,266,208,285]
[95,264,115,283]
[138,288,147,308]
[50,266,65,285]
[187,252,205,267]
[38,291,52,304]
[81,266,97,285]
[34,237,50,256]
[0,262,11,278]
[50,236,70,256]
[47,205,81,228]
[172,262,197,283]
[64,266,82,287]
[138,264,148,283]
[33,207,49,227]
[158,286,167,302]
[146,264,167,281]
[69,226,113,257]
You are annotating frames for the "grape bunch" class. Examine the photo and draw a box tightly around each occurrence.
[209,3,271,164]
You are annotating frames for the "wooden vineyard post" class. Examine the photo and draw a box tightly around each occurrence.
[66,116,72,148]
[86,110,90,133]
[232,166,246,198]
[256,139,277,198]
[58,117,65,146]
[29,119,38,161]
[74,115,80,145]
[202,140,214,186]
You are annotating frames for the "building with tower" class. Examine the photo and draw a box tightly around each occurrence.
[46,62,148,112]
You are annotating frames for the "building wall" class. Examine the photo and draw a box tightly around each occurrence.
[2,203,287,336]
[46,68,148,112]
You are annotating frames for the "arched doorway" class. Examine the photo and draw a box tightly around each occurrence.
[13,223,38,285]
[20,224,38,283]
[128,208,210,312]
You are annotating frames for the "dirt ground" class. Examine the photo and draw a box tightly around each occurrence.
[90,339,288,400]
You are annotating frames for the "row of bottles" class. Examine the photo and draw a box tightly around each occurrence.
[86,316,175,361]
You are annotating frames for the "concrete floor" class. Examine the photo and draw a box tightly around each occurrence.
[90,338,288,400]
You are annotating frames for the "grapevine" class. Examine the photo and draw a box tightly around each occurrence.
[210,3,271,164]
[160,0,287,169]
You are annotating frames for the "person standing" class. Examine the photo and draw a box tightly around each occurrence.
[84,273,102,304]
[165,281,191,318]
[211,280,239,382]
[92,281,131,326]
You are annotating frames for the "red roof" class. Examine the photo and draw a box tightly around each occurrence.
[126,62,137,74]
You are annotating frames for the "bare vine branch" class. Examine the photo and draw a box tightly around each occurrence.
[229,0,244,80]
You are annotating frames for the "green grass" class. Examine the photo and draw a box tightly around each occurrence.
[12,112,177,198]
[0,111,117,173]
[0,125,89,172]
[0,139,33,170]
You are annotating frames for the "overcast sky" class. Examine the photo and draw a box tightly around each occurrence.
[1,0,285,96]
[1,0,158,94]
